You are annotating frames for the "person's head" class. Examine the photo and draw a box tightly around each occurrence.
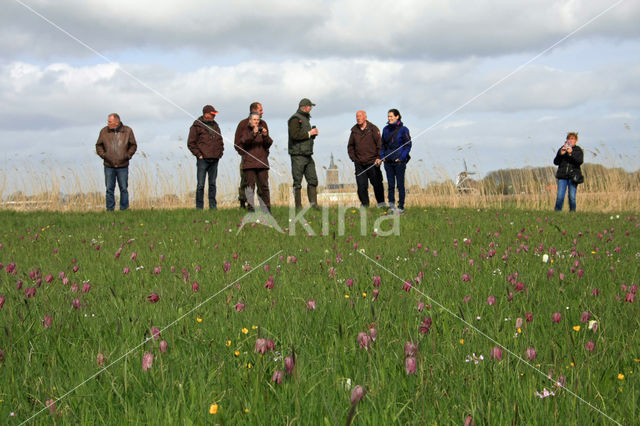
[388,109,401,124]
[107,113,121,129]
[249,112,261,128]
[356,110,367,126]
[298,98,315,113]
[250,102,263,118]
[202,105,218,121]
[566,132,578,146]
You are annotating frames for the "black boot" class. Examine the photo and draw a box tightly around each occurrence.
[294,188,302,209]
[308,186,320,210]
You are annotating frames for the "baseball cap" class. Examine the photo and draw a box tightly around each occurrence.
[203,105,219,115]
[299,98,316,107]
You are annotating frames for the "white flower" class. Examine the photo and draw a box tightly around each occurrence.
[542,254,549,263]
[588,320,597,331]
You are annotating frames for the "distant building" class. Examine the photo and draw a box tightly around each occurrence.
[326,154,343,190]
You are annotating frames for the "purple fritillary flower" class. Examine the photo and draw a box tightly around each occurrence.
[490,346,503,361]
[350,385,366,405]
[142,352,154,371]
[405,356,417,375]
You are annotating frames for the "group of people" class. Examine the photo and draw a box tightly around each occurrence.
[95,99,414,213]
[94,102,584,213]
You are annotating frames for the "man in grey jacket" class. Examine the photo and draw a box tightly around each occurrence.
[95,113,137,211]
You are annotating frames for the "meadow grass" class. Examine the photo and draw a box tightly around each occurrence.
[0,207,638,424]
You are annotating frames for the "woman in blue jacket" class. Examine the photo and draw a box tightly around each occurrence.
[381,109,411,213]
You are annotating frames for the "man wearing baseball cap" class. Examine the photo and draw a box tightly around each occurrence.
[288,98,320,209]
[187,105,224,209]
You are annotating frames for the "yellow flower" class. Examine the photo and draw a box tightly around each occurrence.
[362,292,367,297]
[570,362,575,367]
[225,340,231,347]
[251,325,258,330]
[618,373,625,380]
[550,259,554,263]
[634,359,640,363]
[573,325,580,331]
[140,223,144,227]
[196,317,203,323]
[247,363,252,369]
[209,403,218,414]
[591,251,597,254]
[459,339,464,344]
[244,408,250,413]
[344,295,350,299]
[241,328,248,334]
[517,328,522,333]
[234,351,240,357]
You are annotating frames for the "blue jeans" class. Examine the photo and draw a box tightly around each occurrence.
[384,162,407,209]
[555,179,577,211]
[104,166,129,211]
[196,158,219,209]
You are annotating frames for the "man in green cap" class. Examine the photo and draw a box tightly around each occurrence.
[288,98,319,209]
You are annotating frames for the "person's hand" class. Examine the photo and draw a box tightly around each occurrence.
[566,146,573,155]
[395,158,401,162]
[261,127,268,136]
[309,127,319,137]
[374,158,382,166]
[198,155,203,159]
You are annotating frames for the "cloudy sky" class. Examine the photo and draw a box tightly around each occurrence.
[1,0,639,197]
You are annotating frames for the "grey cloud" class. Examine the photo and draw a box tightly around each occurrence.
[2,0,639,62]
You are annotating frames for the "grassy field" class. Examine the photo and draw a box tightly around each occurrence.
[0,207,638,424]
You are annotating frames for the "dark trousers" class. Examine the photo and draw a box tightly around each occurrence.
[244,168,270,211]
[384,161,407,209]
[290,155,319,189]
[354,163,384,207]
[239,163,263,203]
[196,158,219,209]
[104,166,129,211]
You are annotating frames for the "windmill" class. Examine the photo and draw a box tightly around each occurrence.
[456,160,478,194]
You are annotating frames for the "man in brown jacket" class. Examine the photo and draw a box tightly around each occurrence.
[235,112,273,212]
[95,113,137,211]
[187,105,224,209]
[348,110,385,207]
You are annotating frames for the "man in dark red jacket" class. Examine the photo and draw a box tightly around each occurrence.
[235,102,265,209]
[235,112,273,212]
[348,110,385,207]
[95,113,137,211]
[187,105,224,209]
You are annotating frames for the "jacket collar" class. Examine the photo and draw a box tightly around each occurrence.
[108,123,124,133]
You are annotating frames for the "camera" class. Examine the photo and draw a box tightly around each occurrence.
[311,125,317,140]
[258,126,264,134]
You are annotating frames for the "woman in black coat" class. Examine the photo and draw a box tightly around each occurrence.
[553,132,584,211]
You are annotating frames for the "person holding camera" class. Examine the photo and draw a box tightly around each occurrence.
[553,132,584,211]
[288,98,319,209]
[236,112,273,212]
[235,102,266,209]
[348,110,385,208]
